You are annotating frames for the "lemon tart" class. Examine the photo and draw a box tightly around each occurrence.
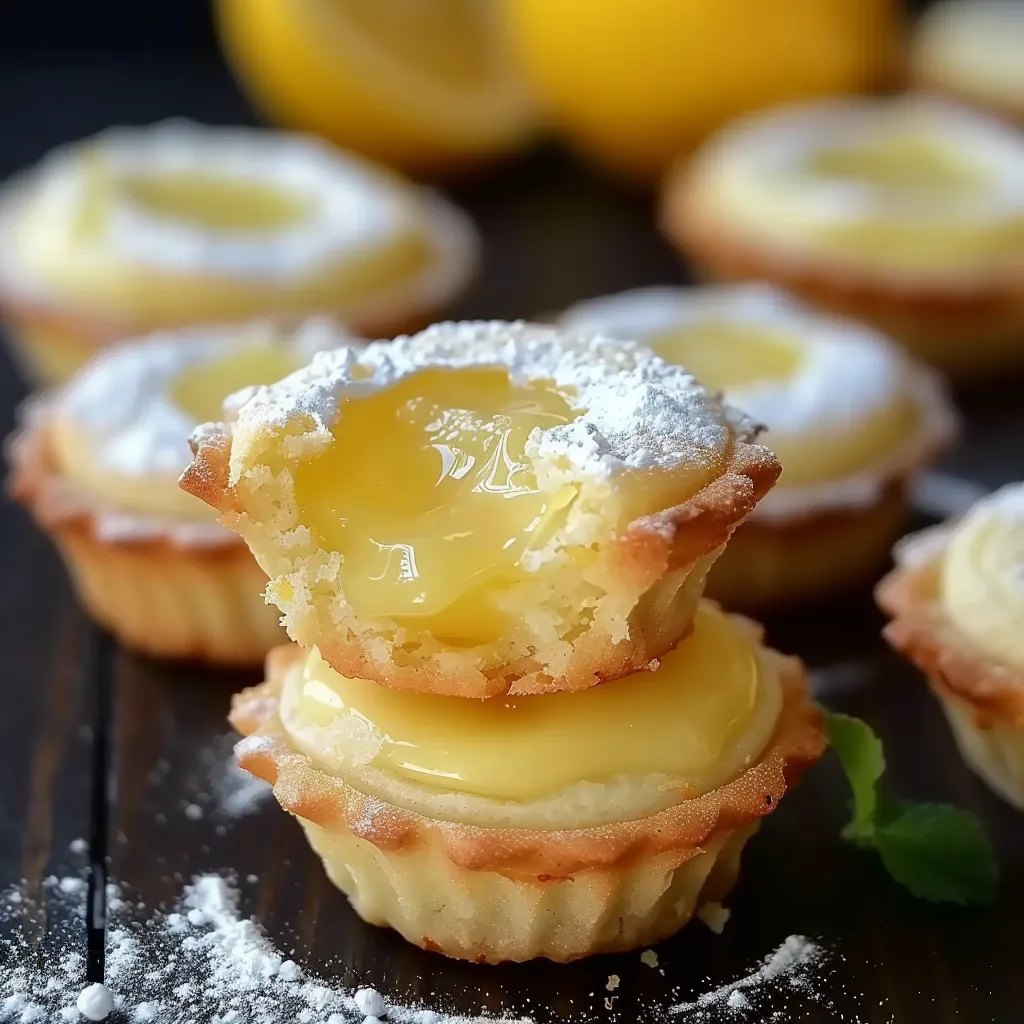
[663,97,1024,380]
[0,121,476,385]
[911,1,1024,124]
[231,600,826,962]
[7,319,357,663]
[878,483,1024,809]
[181,320,781,698]
[561,285,958,609]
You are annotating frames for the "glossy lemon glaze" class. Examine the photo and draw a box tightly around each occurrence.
[940,486,1024,671]
[281,602,783,802]
[650,323,916,487]
[293,368,579,643]
[292,365,727,644]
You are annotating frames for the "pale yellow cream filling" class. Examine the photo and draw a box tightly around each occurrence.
[724,130,1024,272]
[281,602,782,803]
[53,345,302,520]
[649,323,916,487]
[291,367,724,646]
[940,495,1024,672]
[18,158,432,320]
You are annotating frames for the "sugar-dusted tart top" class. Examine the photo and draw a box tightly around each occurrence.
[0,120,476,326]
[562,285,957,520]
[183,320,780,698]
[673,96,1024,276]
[31,319,355,544]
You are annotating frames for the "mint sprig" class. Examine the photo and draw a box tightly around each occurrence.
[824,711,998,906]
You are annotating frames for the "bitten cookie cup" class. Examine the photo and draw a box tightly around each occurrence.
[662,97,1024,381]
[0,121,477,385]
[560,285,957,611]
[229,611,826,964]
[182,320,781,699]
[6,319,358,665]
[878,483,1024,809]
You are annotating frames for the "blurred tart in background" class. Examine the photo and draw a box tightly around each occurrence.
[230,601,825,962]
[181,320,781,698]
[216,0,538,175]
[6,318,357,664]
[911,0,1024,124]
[663,97,1024,380]
[0,122,476,385]
[561,285,958,610]
[499,0,899,180]
[878,483,1024,809]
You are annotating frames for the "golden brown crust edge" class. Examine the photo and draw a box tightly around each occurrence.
[184,423,780,696]
[230,630,826,879]
[876,559,1024,727]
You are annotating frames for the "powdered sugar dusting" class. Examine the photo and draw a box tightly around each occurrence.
[103,873,532,1024]
[0,870,861,1023]
[670,935,823,1018]
[11,120,416,282]
[561,285,958,518]
[56,319,354,480]
[226,320,761,486]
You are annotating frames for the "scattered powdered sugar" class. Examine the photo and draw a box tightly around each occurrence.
[1,871,849,1024]
[670,935,823,1019]
[0,874,90,1022]
[101,873,532,1024]
[197,732,273,820]
[225,320,761,485]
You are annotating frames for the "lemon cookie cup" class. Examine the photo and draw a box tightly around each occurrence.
[663,97,1024,380]
[561,286,958,610]
[878,483,1024,809]
[231,602,826,963]
[911,1,1024,124]
[6,319,357,664]
[0,121,477,385]
[182,320,781,698]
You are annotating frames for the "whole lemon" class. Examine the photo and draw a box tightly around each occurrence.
[500,0,900,180]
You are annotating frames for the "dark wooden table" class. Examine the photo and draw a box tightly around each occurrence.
[2,58,1023,1024]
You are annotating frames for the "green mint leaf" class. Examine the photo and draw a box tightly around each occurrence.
[874,803,999,906]
[823,711,885,839]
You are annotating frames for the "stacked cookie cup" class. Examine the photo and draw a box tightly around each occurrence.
[181,320,826,963]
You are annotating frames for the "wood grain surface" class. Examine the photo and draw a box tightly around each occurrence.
[1,58,1023,1024]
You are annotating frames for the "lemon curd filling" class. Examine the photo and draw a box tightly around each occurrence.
[292,366,726,645]
[804,134,993,193]
[116,171,317,232]
[280,602,782,802]
[54,344,305,521]
[171,346,300,424]
[940,487,1024,672]
[294,368,580,643]
[649,323,916,487]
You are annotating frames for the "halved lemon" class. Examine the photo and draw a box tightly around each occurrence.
[216,0,538,174]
